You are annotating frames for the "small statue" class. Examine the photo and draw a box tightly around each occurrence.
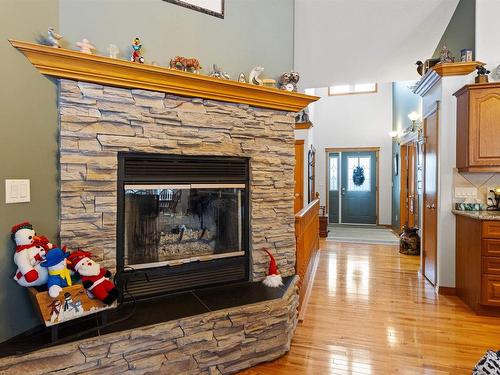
[75,38,95,54]
[37,27,63,48]
[209,64,230,80]
[416,61,424,76]
[278,71,300,92]
[238,72,246,83]
[169,56,202,73]
[249,66,264,85]
[130,37,144,63]
[475,64,491,83]
[439,44,455,63]
[107,44,119,59]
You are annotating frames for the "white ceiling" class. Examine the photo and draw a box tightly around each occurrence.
[295,0,460,89]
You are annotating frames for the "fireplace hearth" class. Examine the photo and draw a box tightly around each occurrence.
[117,153,250,298]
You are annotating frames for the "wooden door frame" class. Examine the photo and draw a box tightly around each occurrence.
[422,102,439,285]
[325,147,380,225]
[294,140,305,213]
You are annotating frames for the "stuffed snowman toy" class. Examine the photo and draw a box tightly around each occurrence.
[67,250,119,305]
[11,222,53,287]
[41,248,72,298]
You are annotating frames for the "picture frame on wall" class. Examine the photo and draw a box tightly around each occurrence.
[164,0,225,18]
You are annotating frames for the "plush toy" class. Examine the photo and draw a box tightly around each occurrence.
[11,222,55,287]
[67,250,119,305]
[41,248,72,298]
[262,248,283,288]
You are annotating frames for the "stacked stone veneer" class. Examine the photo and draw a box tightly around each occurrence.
[58,79,297,279]
[0,277,299,374]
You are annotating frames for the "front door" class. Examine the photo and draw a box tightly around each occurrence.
[423,104,439,285]
[327,150,378,224]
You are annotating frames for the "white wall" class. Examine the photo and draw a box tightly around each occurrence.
[476,0,500,69]
[310,83,393,225]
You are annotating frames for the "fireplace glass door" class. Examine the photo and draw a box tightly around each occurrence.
[124,184,245,269]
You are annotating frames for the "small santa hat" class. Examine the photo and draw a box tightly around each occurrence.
[10,222,33,242]
[67,249,93,272]
[262,248,283,288]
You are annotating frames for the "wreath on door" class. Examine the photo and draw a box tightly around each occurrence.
[352,165,365,186]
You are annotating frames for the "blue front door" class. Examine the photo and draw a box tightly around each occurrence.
[328,150,377,224]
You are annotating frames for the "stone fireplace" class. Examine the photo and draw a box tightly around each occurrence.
[58,79,297,285]
[2,41,318,374]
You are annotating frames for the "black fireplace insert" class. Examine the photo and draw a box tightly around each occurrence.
[117,153,250,299]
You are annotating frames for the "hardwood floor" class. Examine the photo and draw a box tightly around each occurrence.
[239,240,500,374]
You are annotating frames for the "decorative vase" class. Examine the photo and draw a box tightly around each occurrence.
[399,226,420,256]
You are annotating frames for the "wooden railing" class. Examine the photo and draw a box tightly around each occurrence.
[295,199,320,317]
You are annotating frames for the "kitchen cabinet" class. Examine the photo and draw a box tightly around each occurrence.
[454,83,500,172]
[455,211,500,315]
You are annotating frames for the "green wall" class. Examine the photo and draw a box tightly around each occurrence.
[0,0,294,343]
[391,81,420,231]
[0,0,59,342]
[59,0,294,80]
[433,0,475,60]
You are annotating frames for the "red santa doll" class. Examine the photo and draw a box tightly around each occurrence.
[11,222,55,287]
[67,250,119,305]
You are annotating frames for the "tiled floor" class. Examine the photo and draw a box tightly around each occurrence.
[328,225,399,245]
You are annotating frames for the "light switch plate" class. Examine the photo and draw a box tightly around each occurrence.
[5,179,30,203]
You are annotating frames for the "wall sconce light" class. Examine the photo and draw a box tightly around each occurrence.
[408,111,422,132]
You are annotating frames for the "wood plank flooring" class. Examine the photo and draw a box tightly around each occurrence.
[239,240,500,374]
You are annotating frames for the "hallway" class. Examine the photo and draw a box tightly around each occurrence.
[240,240,500,374]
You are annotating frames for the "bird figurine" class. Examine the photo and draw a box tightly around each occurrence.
[416,61,424,76]
[47,27,63,48]
[491,65,500,81]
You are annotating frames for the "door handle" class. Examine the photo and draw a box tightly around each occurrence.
[294,193,300,197]
[341,187,346,196]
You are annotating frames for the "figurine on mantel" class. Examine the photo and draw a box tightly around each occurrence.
[169,56,202,73]
[439,44,455,63]
[238,72,247,83]
[262,248,283,288]
[249,66,264,85]
[75,38,95,54]
[278,71,300,92]
[416,61,424,76]
[107,44,119,59]
[37,27,63,48]
[209,64,230,80]
[130,37,145,63]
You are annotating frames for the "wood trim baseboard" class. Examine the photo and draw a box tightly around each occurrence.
[438,286,457,296]
[9,39,319,112]
[298,249,321,322]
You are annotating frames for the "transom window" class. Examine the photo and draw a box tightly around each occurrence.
[328,83,377,96]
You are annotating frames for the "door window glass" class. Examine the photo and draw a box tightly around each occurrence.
[347,156,371,191]
[329,155,339,191]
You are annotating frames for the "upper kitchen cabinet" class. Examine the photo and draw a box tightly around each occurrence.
[455,83,500,172]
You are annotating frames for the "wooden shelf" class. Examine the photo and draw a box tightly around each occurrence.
[10,40,319,112]
[295,121,313,130]
[413,61,484,97]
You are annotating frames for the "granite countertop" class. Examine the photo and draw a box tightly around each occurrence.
[452,209,500,221]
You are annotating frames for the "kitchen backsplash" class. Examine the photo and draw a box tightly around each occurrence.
[453,169,500,206]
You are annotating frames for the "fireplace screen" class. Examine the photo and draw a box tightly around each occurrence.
[124,184,245,269]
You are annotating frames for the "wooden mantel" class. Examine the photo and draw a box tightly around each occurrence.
[10,39,319,112]
[413,61,484,97]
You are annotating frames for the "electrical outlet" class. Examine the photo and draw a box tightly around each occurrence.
[454,187,477,199]
[5,179,30,203]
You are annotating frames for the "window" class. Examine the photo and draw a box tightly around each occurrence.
[347,156,371,192]
[329,155,339,191]
[328,83,377,96]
